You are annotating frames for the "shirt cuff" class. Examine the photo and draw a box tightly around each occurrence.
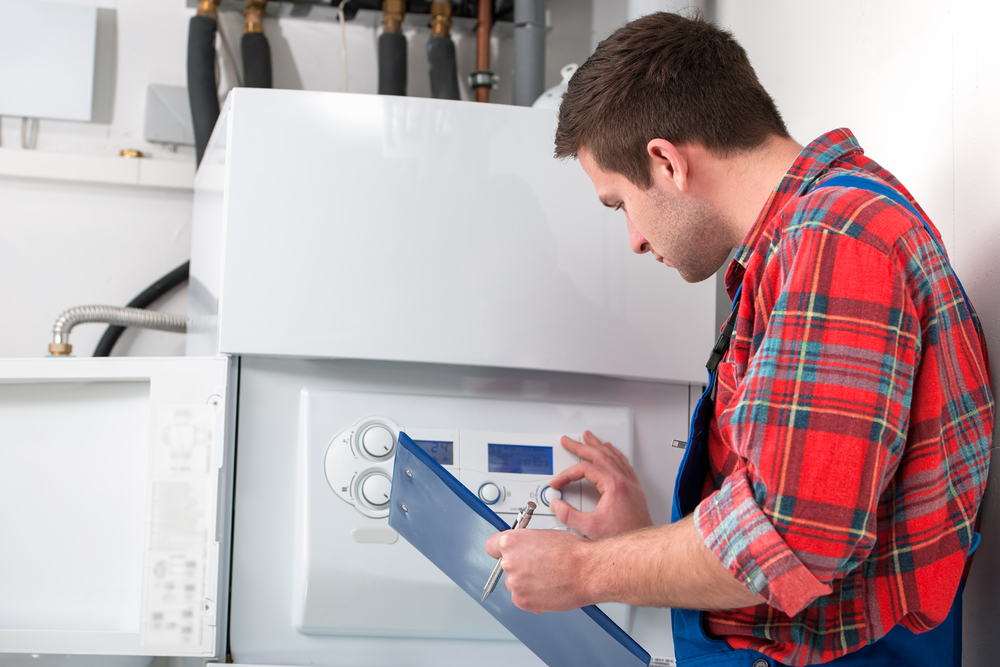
[694,472,832,616]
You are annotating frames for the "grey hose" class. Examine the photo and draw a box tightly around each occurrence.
[50,305,187,355]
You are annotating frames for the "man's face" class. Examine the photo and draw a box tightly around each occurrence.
[578,147,731,283]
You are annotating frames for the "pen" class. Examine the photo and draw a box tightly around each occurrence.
[481,501,536,603]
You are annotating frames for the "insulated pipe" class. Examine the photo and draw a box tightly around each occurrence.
[378,0,407,95]
[427,2,460,100]
[187,0,221,166]
[50,306,187,356]
[472,0,493,103]
[512,0,545,106]
[93,261,190,357]
[242,0,273,88]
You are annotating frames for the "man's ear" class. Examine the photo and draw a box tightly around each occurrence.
[647,139,688,192]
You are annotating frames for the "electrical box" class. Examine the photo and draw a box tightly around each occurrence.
[0,0,98,121]
[144,85,195,146]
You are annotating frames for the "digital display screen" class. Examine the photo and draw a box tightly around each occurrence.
[488,444,553,475]
[414,439,454,466]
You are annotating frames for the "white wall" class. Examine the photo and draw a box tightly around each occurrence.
[951,3,1000,664]
[716,1,1000,664]
[0,0,597,360]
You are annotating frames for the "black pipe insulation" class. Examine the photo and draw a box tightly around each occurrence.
[427,36,460,100]
[378,32,407,96]
[187,15,221,166]
[242,32,273,89]
[92,262,191,357]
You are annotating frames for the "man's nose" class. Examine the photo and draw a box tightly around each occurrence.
[626,218,650,254]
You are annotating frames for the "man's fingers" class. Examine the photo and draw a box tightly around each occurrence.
[582,430,605,448]
[485,532,502,559]
[560,435,588,457]
[561,434,621,473]
[602,442,639,483]
[549,461,588,489]
[550,461,614,493]
[551,498,590,534]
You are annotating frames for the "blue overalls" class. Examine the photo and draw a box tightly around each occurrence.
[669,175,978,667]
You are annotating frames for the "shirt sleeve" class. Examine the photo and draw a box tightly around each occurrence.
[694,218,921,617]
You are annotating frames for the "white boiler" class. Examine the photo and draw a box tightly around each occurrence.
[0,89,715,667]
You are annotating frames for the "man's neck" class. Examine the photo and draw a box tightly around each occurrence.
[686,136,804,248]
[723,136,804,245]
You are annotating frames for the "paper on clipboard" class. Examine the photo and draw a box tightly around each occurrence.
[388,432,651,667]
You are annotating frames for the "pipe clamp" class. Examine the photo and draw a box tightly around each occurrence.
[468,71,499,90]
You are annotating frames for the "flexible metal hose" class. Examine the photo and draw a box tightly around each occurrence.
[50,306,187,356]
[93,261,190,357]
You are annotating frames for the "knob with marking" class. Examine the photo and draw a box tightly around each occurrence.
[360,472,392,508]
[359,424,395,459]
[478,482,501,505]
[540,485,562,507]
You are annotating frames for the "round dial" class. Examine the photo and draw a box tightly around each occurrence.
[540,485,562,507]
[359,424,395,459]
[360,472,392,508]
[478,482,501,505]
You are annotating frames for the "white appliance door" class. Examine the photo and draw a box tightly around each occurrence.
[0,356,231,659]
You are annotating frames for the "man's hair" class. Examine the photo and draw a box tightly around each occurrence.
[555,12,790,188]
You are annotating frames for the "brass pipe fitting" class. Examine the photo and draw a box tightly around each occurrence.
[244,0,267,34]
[49,342,72,356]
[430,2,452,38]
[382,0,405,34]
[196,0,220,19]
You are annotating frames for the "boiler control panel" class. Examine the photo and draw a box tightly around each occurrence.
[324,417,583,521]
[301,390,633,639]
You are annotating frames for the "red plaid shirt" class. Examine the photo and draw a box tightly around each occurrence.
[693,129,993,665]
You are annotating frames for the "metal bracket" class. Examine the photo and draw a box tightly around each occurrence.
[468,70,499,90]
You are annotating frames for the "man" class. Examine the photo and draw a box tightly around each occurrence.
[485,12,993,666]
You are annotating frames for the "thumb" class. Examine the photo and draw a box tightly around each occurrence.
[485,532,502,559]
[551,498,589,534]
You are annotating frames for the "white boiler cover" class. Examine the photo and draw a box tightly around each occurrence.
[189,89,715,384]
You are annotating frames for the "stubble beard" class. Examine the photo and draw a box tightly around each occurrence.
[650,186,735,283]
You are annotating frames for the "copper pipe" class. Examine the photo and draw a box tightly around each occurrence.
[476,0,491,102]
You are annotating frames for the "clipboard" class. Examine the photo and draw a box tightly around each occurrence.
[388,432,651,667]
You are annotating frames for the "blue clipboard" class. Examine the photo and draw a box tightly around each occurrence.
[388,432,651,667]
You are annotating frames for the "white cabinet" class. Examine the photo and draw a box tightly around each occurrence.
[189,89,715,384]
[0,357,233,660]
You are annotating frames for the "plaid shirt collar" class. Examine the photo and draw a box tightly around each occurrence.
[723,129,865,298]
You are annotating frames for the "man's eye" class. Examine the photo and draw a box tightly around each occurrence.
[614,203,624,212]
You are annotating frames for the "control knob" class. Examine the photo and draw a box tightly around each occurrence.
[478,482,501,505]
[359,424,395,459]
[360,472,392,508]
[540,485,562,507]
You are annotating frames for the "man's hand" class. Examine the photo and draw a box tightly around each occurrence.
[549,430,652,538]
[484,527,594,613]
[485,517,767,614]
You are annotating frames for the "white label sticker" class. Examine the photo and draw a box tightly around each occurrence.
[649,657,676,667]
[140,405,216,648]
